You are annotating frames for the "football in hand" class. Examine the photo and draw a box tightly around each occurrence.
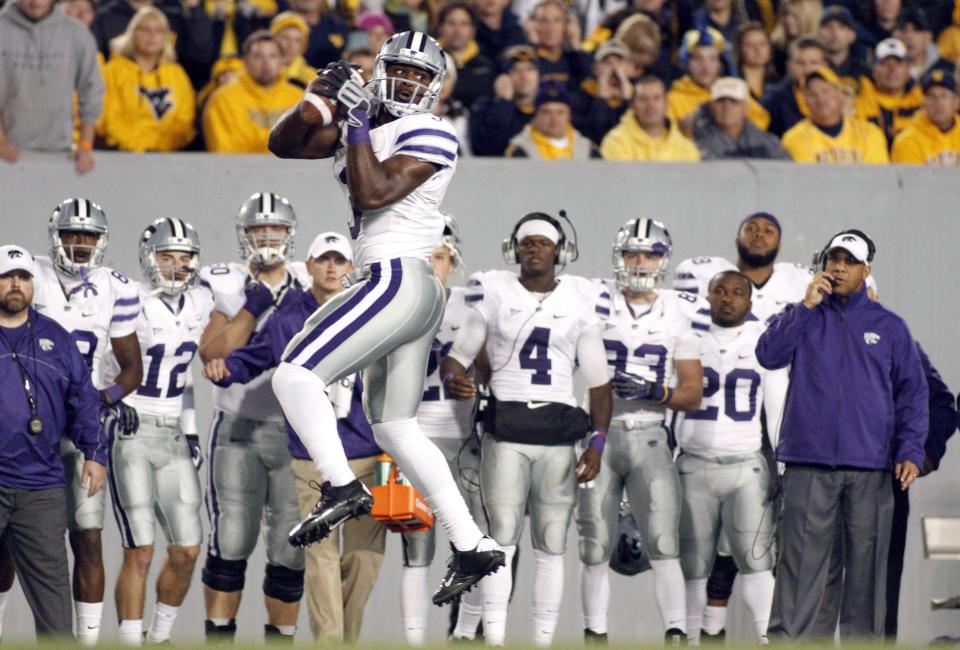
[300,77,340,126]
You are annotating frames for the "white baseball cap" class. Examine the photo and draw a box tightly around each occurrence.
[875,38,907,61]
[307,232,353,262]
[711,77,749,101]
[825,232,871,265]
[0,245,36,277]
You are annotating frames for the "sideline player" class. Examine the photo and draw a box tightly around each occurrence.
[672,211,810,637]
[2,199,144,645]
[110,219,213,645]
[673,212,812,323]
[197,193,309,641]
[267,31,504,604]
[678,270,787,645]
[441,213,613,646]
[399,216,485,645]
[577,218,704,644]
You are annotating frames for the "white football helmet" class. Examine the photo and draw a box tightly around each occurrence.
[611,218,672,292]
[236,192,297,265]
[48,198,109,277]
[139,218,202,295]
[370,31,447,117]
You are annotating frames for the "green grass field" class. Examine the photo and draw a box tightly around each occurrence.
[0,643,946,649]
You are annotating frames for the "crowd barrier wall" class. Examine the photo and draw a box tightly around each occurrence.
[2,153,958,642]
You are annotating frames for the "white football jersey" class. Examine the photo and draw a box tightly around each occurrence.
[200,261,310,422]
[673,256,813,323]
[598,280,709,425]
[31,256,140,389]
[464,270,605,407]
[679,321,788,457]
[123,284,214,419]
[417,287,474,439]
[333,112,458,267]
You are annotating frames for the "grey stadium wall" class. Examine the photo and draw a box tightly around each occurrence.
[2,153,959,643]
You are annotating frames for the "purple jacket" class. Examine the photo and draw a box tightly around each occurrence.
[214,289,379,460]
[0,310,105,489]
[757,286,928,470]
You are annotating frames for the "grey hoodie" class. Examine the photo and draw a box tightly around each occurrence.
[0,3,103,151]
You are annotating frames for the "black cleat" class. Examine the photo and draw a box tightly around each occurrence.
[433,537,505,606]
[288,479,372,548]
[665,628,686,647]
[204,619,237,644]
[585,628,609,645]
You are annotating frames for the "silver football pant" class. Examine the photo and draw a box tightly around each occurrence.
[678,451,775,580]
[61,437,105,532]
[577,421,680,565]
[402,436,484,567]
[107,416,203,548]
[282,257,444,423]
[205,409,304,570]
[481,435,576,555]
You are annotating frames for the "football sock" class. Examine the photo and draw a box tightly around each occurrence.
[702,605,727,635]
[146,601,179,643]
[531,550,564,647]
[118,619,143,646]
[76,601,103,646]
[272,363,354,486]
[481,544,516,646]
[741,571,775,642]
[454,581,484,639]
[685,578,708,645]
[580,562,610,634]
[372,418,483,552]
[650,559,686,633]
[401,565,430,646]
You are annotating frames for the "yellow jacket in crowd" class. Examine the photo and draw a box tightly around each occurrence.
[891,112,960,164]
[282,54,315,88]
[97,55,196,152]
[782,116,889,163]
[855,76,924,142]
[601,111,701,161]
[667,75,771,132]
[202,70,302,153]
[937,0,960,63]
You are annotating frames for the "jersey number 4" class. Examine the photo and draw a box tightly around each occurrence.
[137,342,199,398]
[520,327,552,385]
[687,367,761,421]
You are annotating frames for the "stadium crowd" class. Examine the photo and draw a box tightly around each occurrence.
[1,0,960,164]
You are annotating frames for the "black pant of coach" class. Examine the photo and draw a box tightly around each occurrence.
[768,464,895,640]
[0,485,72,636]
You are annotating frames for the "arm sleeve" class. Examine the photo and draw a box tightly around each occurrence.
[179,369,197,435]
[891,328,929,467]
[75,26,105,124]
[448,307,488,369]
[66,336,108,465]
[217,314,284,386]
[577,324,611,388]
[916,343,958,470]
[755,303,816,370]
[762,367,790,451]
[109,279,141,338]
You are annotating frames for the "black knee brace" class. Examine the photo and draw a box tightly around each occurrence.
[263,563,305,603]
[706,554,739,601]
[201,554,248,593]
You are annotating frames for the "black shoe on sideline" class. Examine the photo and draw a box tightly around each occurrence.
[433,537,505,606]
[585,628,609,645]
[204,619,237,644]
[288,479,372,547]
[665,627,686,646]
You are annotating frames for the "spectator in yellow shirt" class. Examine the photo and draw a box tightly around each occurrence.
[506,82,599,159]
[202,31,303,153]
[98,7,196,152]
[601,75,701,161]
[272,12,314,88]
[855,38,924,147]
[891,70,960,164]
[783,67,889,163]
[668,27,770,135]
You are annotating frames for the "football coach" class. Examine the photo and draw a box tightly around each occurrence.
[0,245,105,636]
[755,230,928,640]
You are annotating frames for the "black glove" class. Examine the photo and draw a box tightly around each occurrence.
[611,370,667,402]
[312,60,356,101]
[101,401,140,438]
[242,280,274,318]
[186,434,203,469]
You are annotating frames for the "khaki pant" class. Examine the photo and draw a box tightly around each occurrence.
[291,456,386,642]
